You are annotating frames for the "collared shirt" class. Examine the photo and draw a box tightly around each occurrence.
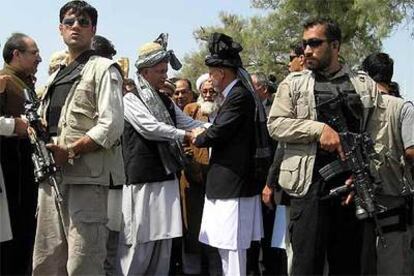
[222,79,238,99]
[208,79,238,124]
[123,92,207,142]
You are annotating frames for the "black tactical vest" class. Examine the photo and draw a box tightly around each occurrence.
[313,74,364,188]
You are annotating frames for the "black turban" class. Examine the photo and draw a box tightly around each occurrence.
[205,32,243,68]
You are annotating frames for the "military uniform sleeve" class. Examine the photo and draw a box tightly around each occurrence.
[86,66,124,149]
[267,77,325,144]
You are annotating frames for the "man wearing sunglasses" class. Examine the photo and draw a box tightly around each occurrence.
[32,1,125,275]
[268,18,379,275]
[288,43,305,73]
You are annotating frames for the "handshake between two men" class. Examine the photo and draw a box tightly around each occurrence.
[184,127,207,145]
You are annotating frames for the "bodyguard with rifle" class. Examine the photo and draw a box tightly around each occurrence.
[267,18,382,275]
[32,2,125,275]
[316,92,386,247]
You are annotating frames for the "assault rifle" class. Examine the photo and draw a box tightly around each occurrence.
[316,92,386,247]
[23,89,63,202]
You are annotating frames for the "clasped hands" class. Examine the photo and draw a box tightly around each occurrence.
[185,127,206,144]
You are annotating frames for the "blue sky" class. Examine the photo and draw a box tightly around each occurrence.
[1,0,413,99]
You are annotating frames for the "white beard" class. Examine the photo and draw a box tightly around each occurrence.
[197,95,223,116]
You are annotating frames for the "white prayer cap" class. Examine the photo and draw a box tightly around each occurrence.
[196,73,210,92]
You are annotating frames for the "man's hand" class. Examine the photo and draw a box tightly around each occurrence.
[320,124,345,160]
[190,127,206,144]
[262,185,274,210]
[405,147,414,163]
[14,118,29,137]
[184,147,194,158]
[0,75,11,93]
[184,131,193,144]
[342,176,355,206]
[46,144,69,167]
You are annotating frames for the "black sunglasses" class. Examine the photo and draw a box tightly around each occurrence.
[62,17,91,27]
[302,38,329,48]
[289,55,298,62]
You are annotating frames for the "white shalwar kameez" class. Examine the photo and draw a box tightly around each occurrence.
[0,117,14,243]
[198,80,264,276]
[199,195,263,275]
[118,92,207,275]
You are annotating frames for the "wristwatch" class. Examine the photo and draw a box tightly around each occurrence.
[67,143,77,165]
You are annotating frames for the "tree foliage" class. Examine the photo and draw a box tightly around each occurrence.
[180,0,414,85]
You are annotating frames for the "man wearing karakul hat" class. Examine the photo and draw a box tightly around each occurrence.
[191,32,271,276]
[117,33,208,275]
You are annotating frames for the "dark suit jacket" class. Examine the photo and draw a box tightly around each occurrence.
[194,80,258,199]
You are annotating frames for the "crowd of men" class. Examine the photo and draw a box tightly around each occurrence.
[0,1,413,275]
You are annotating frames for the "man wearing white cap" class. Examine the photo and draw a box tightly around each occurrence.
[180,73,223,275]
[118,33,208,275]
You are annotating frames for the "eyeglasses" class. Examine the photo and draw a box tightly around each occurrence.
[302,38,329,48]
[289,55,298,62]
[62,17,91,27]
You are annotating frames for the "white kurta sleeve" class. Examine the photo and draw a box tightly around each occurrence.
[124,92,186,142]
[0,117,15,136]
[174,104,210,130]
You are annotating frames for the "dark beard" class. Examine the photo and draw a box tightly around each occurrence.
[306,50,332,73]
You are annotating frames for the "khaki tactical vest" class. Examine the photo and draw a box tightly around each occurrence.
[272,66,376,197]
[368,94,414,196]
[40,56,125,186]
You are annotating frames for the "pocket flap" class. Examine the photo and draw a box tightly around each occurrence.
[280,155,302,171]
[70,105,97,119]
